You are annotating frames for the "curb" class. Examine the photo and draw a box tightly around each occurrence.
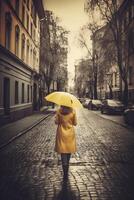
[100,115,134,130]
[102,117,128,128]
[92,110,129,129]
[0,113,51,151]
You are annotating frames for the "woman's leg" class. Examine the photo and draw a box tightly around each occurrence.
[67,153,71,164]
[61,153,70,179]
[66,153,71,177]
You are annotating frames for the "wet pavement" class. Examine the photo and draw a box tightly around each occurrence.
[0,108,134,200]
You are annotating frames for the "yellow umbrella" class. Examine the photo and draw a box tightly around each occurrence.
[45,91,83,108]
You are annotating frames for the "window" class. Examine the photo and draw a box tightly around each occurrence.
[22,4,25,25]
[31,85,32,101]
[27,0,29,9]
[129,5,132,22]
[37,19,40,30]
[33,29,35,40]
[33,8,36,25]
[33,49,36,69]
[31,22,33,37]
[15,81,19,104]
[115,72,117,87]
[111,74,114,88]
[15,25,20,56]
[27,13,29,31]
[15,0,19,16]
[21,34,25,61]
[5,12,12,49]
[30,47,33,65]
[128,67,133,85]
[4,77,10,115]
[22,83,24,103]
[35,13,37,26]
[26,39,29,63]
[27,85,29,102]
[31,2,33,18]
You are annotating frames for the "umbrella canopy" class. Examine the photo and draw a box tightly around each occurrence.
[45,91,83,108]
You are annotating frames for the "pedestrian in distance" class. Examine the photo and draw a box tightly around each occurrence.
[55,105,77,180]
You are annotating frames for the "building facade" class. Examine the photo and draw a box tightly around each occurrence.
[92,26,107,99]
[120,0,134,103]
[0,0,44,125]
[92,23,124,100]
[92,0,134,103]
[107,0,134,102]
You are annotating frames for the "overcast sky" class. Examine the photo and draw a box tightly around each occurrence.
[44,0,89,86]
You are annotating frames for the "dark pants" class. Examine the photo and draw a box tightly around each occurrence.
[61,153,71,179]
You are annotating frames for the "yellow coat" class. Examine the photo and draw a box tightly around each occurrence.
[55,109,77,153]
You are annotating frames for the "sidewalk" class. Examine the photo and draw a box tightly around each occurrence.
[0,106,56,149]
[92,110,127,127]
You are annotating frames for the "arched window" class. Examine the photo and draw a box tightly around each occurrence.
[27,0,29,9]
[33,48,36,69]
[22,83,25,103]
[15,0,19,16]
[30,47,33,66]
[21,34,25,61]
[15,81,19,104]
[5,12,12,49]
[15,25,20,56]
[22,4,25,25]
[27,13,29,31]
[26,39,30,64]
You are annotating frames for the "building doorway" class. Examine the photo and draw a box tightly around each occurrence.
[3,77,10,115]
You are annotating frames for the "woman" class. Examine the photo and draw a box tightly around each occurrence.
[55,105,77,179]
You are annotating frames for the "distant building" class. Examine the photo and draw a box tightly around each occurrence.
[74,59,92,98]
[92,23,123,100]
[92,26,107,99]
[0,0,44,125]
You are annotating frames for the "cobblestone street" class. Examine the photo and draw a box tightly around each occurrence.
[0,109,134,200]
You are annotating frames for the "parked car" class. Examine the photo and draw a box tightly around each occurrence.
[124,106,134,126]
[83,98,91,108]
[101,99,125,114]
[88,99,102,110]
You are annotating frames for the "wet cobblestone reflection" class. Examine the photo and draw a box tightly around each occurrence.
[0,109,134,200]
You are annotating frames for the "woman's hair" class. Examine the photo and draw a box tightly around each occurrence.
[60,105,72,115]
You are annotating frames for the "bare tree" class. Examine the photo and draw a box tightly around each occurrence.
[40,11,69,94]
[78,24,100,99]
[85,0,129,106]
[52,25,69,91]
[74,58,93,98]
[99,25,117,99]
